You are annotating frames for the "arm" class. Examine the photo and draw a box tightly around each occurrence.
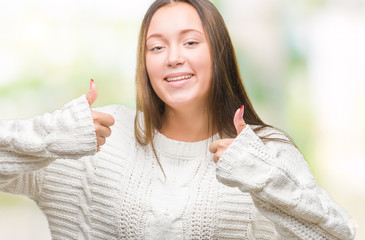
[215,126,356,239]
[1,81,114,195]
[0,95,96,176]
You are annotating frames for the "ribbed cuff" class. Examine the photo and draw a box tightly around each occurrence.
[45,95,97,158]
[216,125,273,192]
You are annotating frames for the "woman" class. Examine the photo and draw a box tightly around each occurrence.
[0,0,355,239]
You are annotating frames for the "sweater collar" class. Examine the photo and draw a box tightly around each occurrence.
[153,131,220,159]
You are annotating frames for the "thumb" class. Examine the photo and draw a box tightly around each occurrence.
[86,79,98,106]
[233,105,247,135]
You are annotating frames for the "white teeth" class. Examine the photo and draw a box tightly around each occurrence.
[166,75,193,82]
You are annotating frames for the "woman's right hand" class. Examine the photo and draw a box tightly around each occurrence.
[86,79,115,151]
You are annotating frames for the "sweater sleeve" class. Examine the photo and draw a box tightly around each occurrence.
[216,125,356,240]
[0,95,97,192]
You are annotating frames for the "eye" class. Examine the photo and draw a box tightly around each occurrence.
[150,46,164,52]
[184,41,199,47]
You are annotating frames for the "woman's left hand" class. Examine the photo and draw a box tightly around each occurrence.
[209,106,246,163]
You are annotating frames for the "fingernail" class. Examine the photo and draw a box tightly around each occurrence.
[240,105,244,118]
[90,79,94,89]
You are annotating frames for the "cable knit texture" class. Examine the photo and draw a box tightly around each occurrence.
[0,96,356,239]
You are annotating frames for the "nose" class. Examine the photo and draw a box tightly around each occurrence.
[166,45,185,68]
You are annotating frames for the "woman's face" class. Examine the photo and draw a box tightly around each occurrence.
[145,2,212,110]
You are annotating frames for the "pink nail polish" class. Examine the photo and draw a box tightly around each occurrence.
[90,79,94,89]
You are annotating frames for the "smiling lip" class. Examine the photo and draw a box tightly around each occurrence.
[164,74,193,82]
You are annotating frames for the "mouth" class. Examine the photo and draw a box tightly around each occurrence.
[165,74,193,82]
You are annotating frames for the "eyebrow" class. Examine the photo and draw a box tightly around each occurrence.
[146,28,204,41]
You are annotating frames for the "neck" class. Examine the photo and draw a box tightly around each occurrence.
[159,104,215,142]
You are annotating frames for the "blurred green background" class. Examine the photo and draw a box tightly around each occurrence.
[1,0,364,239]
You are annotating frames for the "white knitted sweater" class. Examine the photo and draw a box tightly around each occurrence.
[0,96,356,240]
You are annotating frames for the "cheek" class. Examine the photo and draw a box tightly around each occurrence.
[146,55,158,80]
[146,59,162,96]
[193,45,212,74]
[146,55,162,94]
[194,49,212,85]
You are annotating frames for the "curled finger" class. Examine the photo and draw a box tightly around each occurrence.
[97,136,106,147]
[98,125,112,138]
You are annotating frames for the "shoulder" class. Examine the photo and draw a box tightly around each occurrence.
[247,124,300,157]
[250,125,291,143]
[247,125,313,184]
[94,104,135,118]
[94,104,136,128]
[93,104,139,144]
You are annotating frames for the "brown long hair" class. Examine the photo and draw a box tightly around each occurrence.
[135,0,268,146]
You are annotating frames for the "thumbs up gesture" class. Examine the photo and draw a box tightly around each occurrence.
[86,79,115,151]
[209,106,247,163]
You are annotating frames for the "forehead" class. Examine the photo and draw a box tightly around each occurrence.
[147,2,204,37]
